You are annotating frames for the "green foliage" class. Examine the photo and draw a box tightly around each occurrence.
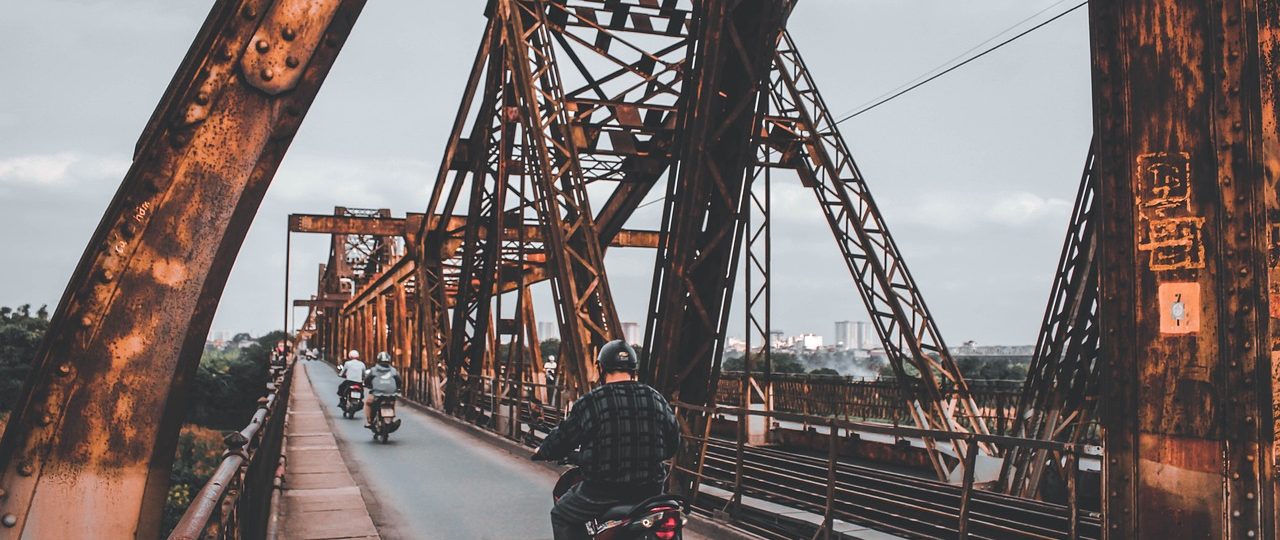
[162,425,224,535]
[186,332,277,429]
[0,305,49,412]
[809,367,840,376]
[540,338,561,362]
[721,351,805,374]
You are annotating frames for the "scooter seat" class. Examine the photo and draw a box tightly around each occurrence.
[598,495,684,521]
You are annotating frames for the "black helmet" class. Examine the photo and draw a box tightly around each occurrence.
[376,351,392,364]
[596,340,638,373]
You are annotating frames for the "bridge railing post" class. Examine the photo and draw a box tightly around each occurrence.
[820,416,837,540]
[957,435,979,539]
[732,408,745,517]
[1066,447,1079,540]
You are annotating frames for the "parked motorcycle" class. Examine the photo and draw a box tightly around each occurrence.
[367,394,402,443]
[552,466,687,539]
[339,383,364,419]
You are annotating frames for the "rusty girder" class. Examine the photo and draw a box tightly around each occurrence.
[642,0,794,407]
[0,0,367,535]
[1002,145,1101,499]
[1090,1,1278,536]
[755,31,993,480]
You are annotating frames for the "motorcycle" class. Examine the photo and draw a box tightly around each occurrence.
[367,394,402,443]
[552,466,688,540]
[339,383,364,419]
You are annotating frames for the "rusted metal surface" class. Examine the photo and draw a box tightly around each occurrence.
[1090,1,1276,537]
[169,364,292,540]
[288,213,415,236]
[0,0,366,536]
[643,0,794,410]
[1003,145,1101,499]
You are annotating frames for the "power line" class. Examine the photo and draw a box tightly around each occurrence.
[834,1,1088,125]
[835,0,1076,117]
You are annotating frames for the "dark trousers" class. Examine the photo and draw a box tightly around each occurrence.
[550,482,660,540]
[337,380,356,399]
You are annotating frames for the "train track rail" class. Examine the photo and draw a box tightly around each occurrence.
[693,439,1100,539]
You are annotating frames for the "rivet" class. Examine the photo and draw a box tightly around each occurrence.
[1233,472,1241,479]
[262,68,275,81]
[1235,510,1243,518]
[285,56,300,68]
[0,487,7,499]
[100,269,115,283]
[281,27,296,41]
[79,316,92,328]
[220,46,234,61]
[256,39,270,53]
[1,515,14,528]
[1248,531,1256,538]
[1240,267,1249,275]
[241,6,256,19]
[56,364,71,377]
[1248,492,1256,500]
[38,414,51,426]
[17,463,32,477]
[1234,121,1243,130]
[1247,454,1256,462]
[194,92,209,106]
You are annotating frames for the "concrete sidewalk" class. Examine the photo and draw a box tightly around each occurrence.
[278,366,380,539]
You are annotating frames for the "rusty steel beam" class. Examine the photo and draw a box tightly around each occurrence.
[288,212,417,236]
[1090,1,1277,537]
[294,298,345,308]
[643,0,793,408]
[0,0,367,536]
[1002,144,1101,499]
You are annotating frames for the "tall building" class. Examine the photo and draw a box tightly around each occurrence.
[621,321,642,346]
[537,321,559,341]
[854,320,870,350]
[834,321,853,350]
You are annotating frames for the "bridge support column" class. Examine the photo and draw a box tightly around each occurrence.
[1089,1,1278,537]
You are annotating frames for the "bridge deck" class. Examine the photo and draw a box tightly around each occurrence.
[279,366,380,539]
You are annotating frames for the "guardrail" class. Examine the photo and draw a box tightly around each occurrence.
[168,363,293,540]
[400,373,1100,539]
[716,372,1028,438]
[669,401,1100,540]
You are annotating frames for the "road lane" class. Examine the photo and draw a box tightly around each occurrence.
[304,361,556,540]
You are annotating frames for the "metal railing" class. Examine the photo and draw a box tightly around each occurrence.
[398,373,1101,539]
[669,401,1100,540]
[169,363,293,540]
[716,373,1027,437]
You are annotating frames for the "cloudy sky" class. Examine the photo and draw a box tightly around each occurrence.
[0,1,1092,347]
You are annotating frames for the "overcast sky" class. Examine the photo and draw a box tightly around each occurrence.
[0,1,1092,347]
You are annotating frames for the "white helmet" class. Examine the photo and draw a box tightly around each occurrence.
[347,349,360,360]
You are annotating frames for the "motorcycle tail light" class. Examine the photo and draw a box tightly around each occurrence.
[654,513,679,539]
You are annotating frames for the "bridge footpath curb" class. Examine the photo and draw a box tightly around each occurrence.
[276,366,381,540]
[398,398,762,540]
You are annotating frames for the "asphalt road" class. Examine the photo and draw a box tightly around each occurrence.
[304,361,557,540]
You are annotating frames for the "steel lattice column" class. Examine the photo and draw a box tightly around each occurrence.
[0,1,367,535]
[1090,1,1278,537]
[643,0,794,409]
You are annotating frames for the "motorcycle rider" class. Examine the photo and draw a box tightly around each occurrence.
[364,351,403,427]
[337,349,366,406]
[531,340,680,540]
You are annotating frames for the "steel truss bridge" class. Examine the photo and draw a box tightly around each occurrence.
[2,0,1278,538]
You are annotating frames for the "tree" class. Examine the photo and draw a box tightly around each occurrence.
[0,305,50,412]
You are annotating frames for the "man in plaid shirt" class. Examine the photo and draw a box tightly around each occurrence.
[532,339,680,539]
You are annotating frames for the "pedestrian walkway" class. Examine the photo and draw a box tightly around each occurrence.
[278,366,380,539]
